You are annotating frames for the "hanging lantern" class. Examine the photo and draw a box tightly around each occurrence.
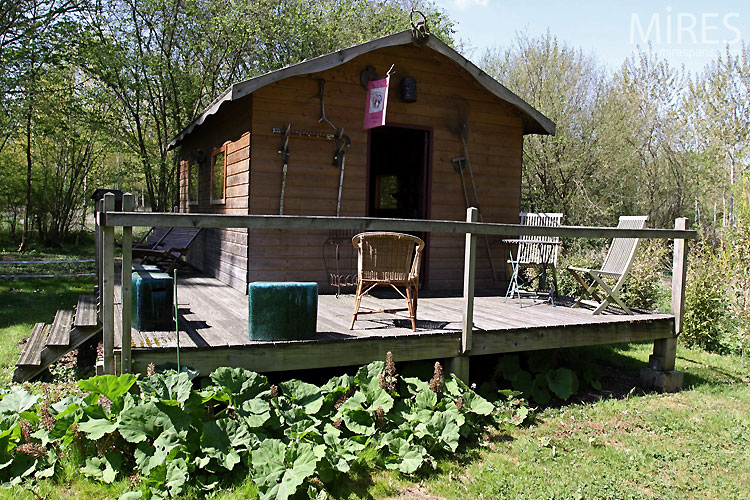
[400,77,417,103]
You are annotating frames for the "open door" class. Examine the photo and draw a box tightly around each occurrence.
[367,125,431,286]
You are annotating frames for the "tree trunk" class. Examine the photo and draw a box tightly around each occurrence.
[19,106,33,252]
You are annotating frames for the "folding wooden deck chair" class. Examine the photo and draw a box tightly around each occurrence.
[350,232,425,332]
[505,212,563,303]
[133,227,202,272]
[566,215,648,315]
[132,226,172,250]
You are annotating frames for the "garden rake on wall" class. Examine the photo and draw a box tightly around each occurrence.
[445,95,498,281]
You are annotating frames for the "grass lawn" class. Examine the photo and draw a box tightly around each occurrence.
[411,344,750,500]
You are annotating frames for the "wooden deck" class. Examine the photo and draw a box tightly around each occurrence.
[112,271,675,375]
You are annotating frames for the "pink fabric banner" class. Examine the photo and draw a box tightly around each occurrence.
[363,76,390,130]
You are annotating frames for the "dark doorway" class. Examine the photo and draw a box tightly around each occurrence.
[367,125,431,286]
[368,126,430,219]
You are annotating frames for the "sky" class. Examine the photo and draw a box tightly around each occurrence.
[434,0,750,75]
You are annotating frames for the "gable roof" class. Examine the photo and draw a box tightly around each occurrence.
[168,30,555,150]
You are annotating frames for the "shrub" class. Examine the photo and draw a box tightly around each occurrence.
[681,240,732,353]
[620,240,670,311]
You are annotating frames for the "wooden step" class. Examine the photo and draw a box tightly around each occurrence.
[74,295,98,327]
[47,310,74,346]
[17,323,50,366]
[13,323,102,382]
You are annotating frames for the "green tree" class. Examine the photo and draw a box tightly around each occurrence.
[480,31,605,225]
[688,43,750,227]
[596,50,697,228]
[80,0,453,212]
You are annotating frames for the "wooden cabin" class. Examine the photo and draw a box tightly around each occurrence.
[169,30,555,293]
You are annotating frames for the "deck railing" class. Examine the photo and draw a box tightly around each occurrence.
[96,193,696,379]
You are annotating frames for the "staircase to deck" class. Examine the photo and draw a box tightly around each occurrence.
[13,295,102,382]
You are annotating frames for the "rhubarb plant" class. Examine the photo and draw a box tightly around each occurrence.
[0,354,532,499]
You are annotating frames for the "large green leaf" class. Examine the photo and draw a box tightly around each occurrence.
[239,398,272,428]
[402,376,430,396]
[210,367,269,406]
[546,368,579,400]
[252,439,323,500]
[366,387,394,414]
[531,374,551,404]
[511,369,533,395]
[342,408,375,436]
[251,439,286,491]
[118,401,187,445]
[501,354,522,381]
[0,389,40,414]
[81,452,122,483]
[118,492,143,500]
[462,391,494,416]
[384,437,426,474]
[443,376,462,398]
[166,458,188,497]
[321,424,363,473]
[200,418,252,471]
[354,361,385,394]
[138,372,193,404]
[415,389,437,410]
[279,380,324,415]
[78,417,117,440]
[134,442,167,476]
[78,374,138,402]
[421,411,461,452]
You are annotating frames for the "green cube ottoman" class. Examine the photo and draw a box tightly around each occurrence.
[132,270,174,331]
[132,263,160,273]
[248,282,318,341]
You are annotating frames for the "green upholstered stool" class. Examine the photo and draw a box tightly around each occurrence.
[248,282,318,341]
[132,270,174,331]
[132,263,160,273]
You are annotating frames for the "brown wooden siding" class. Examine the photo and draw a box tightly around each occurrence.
[178,98,252,292]
[247,44,522,291]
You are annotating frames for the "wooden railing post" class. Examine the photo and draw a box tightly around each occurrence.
[642,217,687,391]
[670,217,688,340]
[96,198,103,320]
[450,207,477,383]
[121,193,134,374]
[102,193,116,375]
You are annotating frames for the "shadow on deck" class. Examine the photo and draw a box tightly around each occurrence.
[112,270,675,376]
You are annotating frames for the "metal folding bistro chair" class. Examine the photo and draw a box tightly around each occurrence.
[505,212,562,305]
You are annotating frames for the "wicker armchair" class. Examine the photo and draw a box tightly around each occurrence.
[350,232,425,331]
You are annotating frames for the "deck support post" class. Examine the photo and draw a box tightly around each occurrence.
[102,193,116,375]
[451,207,478,383]
[641,217,687,392]
[121,193,134,374]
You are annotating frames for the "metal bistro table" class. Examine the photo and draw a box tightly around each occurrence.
[503,238,561,306]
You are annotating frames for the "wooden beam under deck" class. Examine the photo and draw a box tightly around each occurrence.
[117,271,676,376]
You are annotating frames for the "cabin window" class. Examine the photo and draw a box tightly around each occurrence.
[211,147,226,204]
[188,162,199,205]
